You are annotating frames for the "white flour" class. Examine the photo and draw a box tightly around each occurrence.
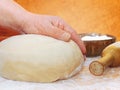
[81,35,112,41]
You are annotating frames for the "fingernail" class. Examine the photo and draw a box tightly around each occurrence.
[60,32,71,41]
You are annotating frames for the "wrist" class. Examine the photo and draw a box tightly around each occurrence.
[0,0,30,33]
[14,11,31,33]
[7,1,31,33]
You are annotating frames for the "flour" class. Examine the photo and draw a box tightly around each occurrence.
[81,35,112,41]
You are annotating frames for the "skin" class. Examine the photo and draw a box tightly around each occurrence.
[0,0,86,56]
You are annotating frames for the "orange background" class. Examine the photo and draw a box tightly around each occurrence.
[15,0,120,40]
[1,0,120,40]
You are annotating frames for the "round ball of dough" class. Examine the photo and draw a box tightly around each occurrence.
[0,34,84,82]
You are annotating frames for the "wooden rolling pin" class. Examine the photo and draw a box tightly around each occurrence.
[89,42,120,76]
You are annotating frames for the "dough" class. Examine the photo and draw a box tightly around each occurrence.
[0,34,84,82]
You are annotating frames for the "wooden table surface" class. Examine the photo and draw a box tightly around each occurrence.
[0,56,120,90]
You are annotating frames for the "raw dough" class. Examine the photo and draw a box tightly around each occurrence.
[0,34,84,82]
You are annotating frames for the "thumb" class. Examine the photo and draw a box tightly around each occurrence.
[50,27,71,41]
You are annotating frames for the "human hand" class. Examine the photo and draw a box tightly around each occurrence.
[21,14,86,55]
[0,0,86,56]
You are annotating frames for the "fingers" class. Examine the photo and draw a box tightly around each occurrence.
[64,26,86,55]
[51,18,86,55]
[48,26,71,41]
[71,32,86,55]
[51,24,86,55]
[71,33,86,60]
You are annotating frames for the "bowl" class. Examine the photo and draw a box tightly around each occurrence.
[79,33,116,57]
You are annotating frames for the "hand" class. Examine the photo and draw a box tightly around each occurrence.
[0,0,86,55]
[21,14,86,55]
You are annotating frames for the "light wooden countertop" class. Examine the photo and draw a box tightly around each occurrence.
[0,56,120,90]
